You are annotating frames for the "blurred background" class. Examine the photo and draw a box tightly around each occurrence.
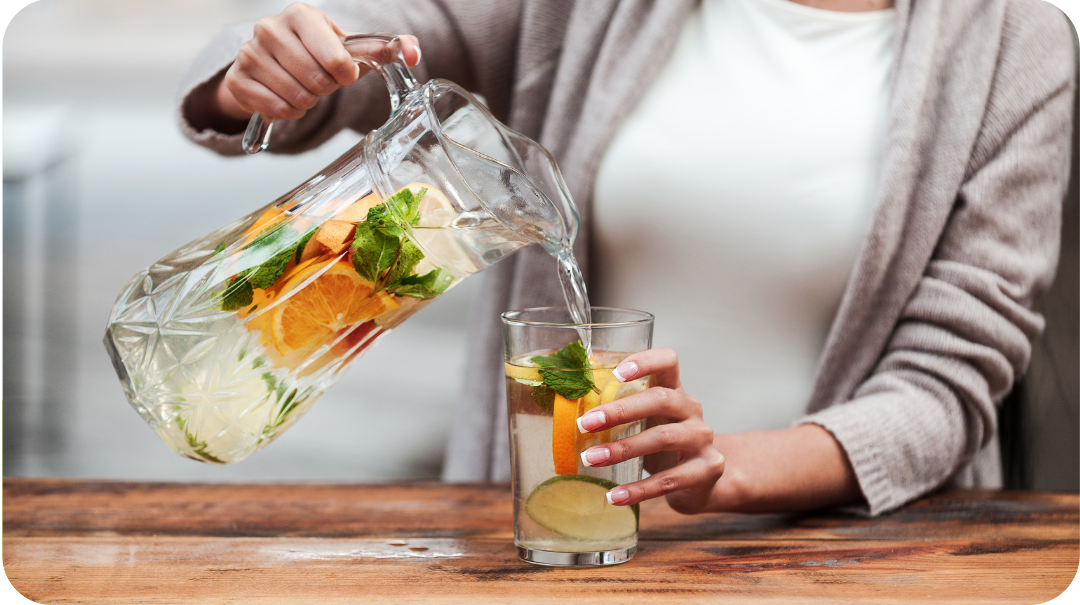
[2,0,1077,490]
[3,0,480,481]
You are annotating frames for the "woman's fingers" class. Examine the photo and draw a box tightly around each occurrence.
[581,419,714,468]
[399,35,422,66]
[223,58,299,120]
[258,22,345,98]
[605,452,725,510]
[577,386,702,433]
[285,5,360,87]
[220,2,423,123]
[612,348,681,390]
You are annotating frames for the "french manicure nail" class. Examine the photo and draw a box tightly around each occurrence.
[580,447,610,468]
[606,488,630,505]
[612,361,638,383]
[577,410,606,434]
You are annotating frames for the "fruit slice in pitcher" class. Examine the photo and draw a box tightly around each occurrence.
[270,261,397,355]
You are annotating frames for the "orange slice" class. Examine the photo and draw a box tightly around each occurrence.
[277,256,327,289]
[244,257,327,346]
[270,261,398,355]
[553,394,582,476]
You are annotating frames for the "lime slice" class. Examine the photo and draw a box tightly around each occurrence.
[525,475,639,541]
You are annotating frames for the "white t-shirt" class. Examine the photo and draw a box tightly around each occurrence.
[591,0,895,433]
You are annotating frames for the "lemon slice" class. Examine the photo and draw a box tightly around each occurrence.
[525,475,639,541]
[504,362,542,384]
[401,182,478,275]
[405,183,456,228]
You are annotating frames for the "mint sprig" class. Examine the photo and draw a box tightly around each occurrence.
[530,341,597,400]
[351,187,451,300]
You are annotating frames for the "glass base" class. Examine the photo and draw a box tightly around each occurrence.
[517,545,636,567]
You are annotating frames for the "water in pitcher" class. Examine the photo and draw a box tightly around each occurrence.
[105,182,526,464]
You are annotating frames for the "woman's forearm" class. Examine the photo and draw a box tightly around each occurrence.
[706,424,863,513]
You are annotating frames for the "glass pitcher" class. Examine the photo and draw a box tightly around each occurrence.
[104,35,582,465]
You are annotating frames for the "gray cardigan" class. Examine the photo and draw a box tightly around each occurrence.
[178,0,1075,515]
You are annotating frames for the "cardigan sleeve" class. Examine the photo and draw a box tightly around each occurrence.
[176,0,523,156]
[801,3,1075,516]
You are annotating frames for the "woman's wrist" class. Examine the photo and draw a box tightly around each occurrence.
[182,67,251,135]
[705,425,863,513]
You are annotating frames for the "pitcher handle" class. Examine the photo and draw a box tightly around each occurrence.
[243,34,419,154]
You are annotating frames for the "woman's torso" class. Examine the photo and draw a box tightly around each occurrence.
[591,0,896,432]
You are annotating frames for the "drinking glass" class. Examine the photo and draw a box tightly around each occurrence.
[502,307,654,566]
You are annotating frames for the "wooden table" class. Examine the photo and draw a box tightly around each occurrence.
[3,479,1077,603]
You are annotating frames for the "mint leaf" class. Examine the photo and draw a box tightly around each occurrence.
[403,187,426,225]
[380,238,424,289]
[530,341,596,400]
[221,276,253,311]
[531,384,556,413]
[219,223,310,312]
[261,371,278,392]
[538,368,594,399]
[212,241,227,255]
[386,268,452,299]
[532,341,589,370]
[365,204,400,236]
[351,222,401,283]
[243,246,292,289]
[294,229,315,264]
[366,188,425,232]
[387,187,425,225]
[236,224,304,290]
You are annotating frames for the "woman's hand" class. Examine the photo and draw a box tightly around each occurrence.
[213,2,421,122]
[576,348,725,514]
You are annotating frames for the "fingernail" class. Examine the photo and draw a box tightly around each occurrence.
[606,488,630,505]
[580,447,610,468]
[612,361,638,383]
[577,410,605,434]
[415,45,422,64]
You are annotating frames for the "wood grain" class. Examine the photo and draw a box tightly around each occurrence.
[4,479,1077,604]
